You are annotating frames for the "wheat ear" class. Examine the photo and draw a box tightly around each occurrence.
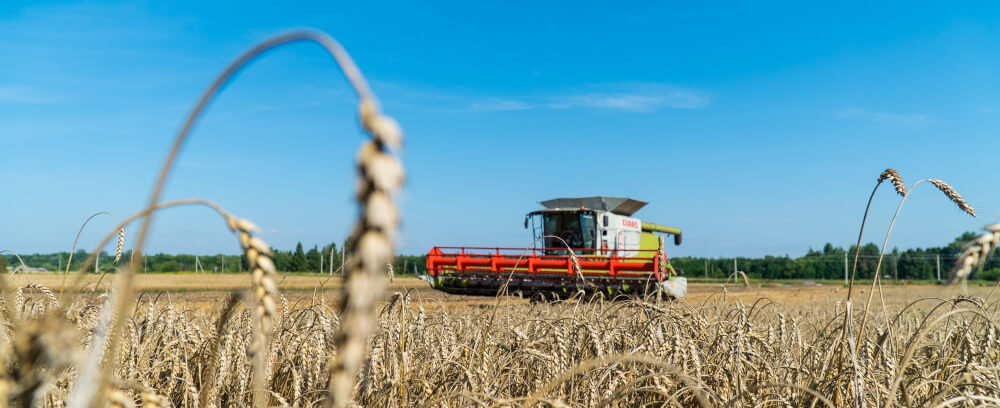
[949,223,1000,284]
[226,216,279,408]
[327,98,403,408]
[879,168,907,196]
[928,179,976,217]
[114,228,125,264]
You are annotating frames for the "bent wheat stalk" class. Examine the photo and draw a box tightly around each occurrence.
[847,169,906,301]
[855,178,976,352]
[0,250,28,274]
[82,28,398,408]
[60,199,250,305]
[64,199,276,407]
[837,168,905,396]
[59,211,123,296]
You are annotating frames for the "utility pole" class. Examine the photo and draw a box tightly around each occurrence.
[320,250,324,274]
[704,259,708,279]
[936,254,941,281]
[341,240,346,275]
[844,252,848,285]
[893,254,898,280]
[733,257,737,280]
[329,246,335,275]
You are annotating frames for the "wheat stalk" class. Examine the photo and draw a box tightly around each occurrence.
[0,249,29,274]
[58,211,123,296]
[848,169,907,301]
[855,177,977,354]
[71,29,388,408]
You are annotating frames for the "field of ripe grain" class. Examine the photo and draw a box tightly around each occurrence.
[7,276,1000,407]
[9,273,430,294]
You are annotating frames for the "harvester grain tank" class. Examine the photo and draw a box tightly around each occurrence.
[426,197,687,298]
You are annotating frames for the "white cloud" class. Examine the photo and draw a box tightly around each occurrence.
[383,82,710,113]
[548,86,710,112]
[466,98,533,112]
[835,107,931,130]
[423,97,533,113]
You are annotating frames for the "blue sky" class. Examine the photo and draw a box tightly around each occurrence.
[1,1,998,258]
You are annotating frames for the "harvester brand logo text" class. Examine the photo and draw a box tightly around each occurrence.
[622,219,639,228]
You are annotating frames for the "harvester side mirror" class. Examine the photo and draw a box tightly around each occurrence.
[524,216,529,229]
[674,233,682,246]
[602,214,609,227]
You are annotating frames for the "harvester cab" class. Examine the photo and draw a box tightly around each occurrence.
[426,196,688,298]
[525,197,682,257]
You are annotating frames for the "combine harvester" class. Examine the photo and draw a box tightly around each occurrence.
[426,196,688,298]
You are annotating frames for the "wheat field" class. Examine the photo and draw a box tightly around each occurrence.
[2,280,999,407]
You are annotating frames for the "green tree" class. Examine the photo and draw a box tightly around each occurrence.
[306,246,321,272]
[0,256,7,273]
[157,260,180,272]
[291,242,306,271]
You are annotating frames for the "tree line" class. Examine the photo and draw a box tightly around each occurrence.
[3,232,996,280]
[2,241,431,276]
[671,232,999,281]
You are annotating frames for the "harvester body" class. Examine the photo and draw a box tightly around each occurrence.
[426,197,687,298]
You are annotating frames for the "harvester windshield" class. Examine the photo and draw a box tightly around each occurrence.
[531,211,596,254]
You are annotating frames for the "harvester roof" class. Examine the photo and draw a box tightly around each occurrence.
[538,196,647,216]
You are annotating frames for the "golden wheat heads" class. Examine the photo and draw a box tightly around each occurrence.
[113,228,125,264]
[928,179,976,217]
[878,168,907,196]
[949,222,1000,284]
